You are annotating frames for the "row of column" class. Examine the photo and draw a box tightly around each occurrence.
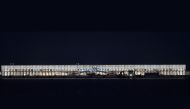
[2,69,185,76]
[3,71,70,77]
[2,65,186,72]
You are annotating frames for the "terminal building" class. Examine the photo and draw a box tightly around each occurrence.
[0,65,188,78]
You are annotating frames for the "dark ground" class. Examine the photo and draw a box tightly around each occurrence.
[1,78,190,97]
[1,78,190,108]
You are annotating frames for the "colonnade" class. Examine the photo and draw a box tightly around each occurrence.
[1,65,186,77]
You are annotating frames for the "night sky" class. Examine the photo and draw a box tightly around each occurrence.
[0,32,189,66]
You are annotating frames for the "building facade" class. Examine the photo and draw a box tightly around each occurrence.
[0,65,187,77]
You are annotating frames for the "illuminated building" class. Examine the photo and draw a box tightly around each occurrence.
[0,65,188,78]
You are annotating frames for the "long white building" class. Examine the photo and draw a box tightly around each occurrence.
[0,65,187,77]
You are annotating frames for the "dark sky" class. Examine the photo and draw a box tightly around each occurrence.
[0,32,189,65]
[1,1,190,66]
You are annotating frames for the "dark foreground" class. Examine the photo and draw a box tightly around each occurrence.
[1,77,190,96]
[1,78,190,109]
